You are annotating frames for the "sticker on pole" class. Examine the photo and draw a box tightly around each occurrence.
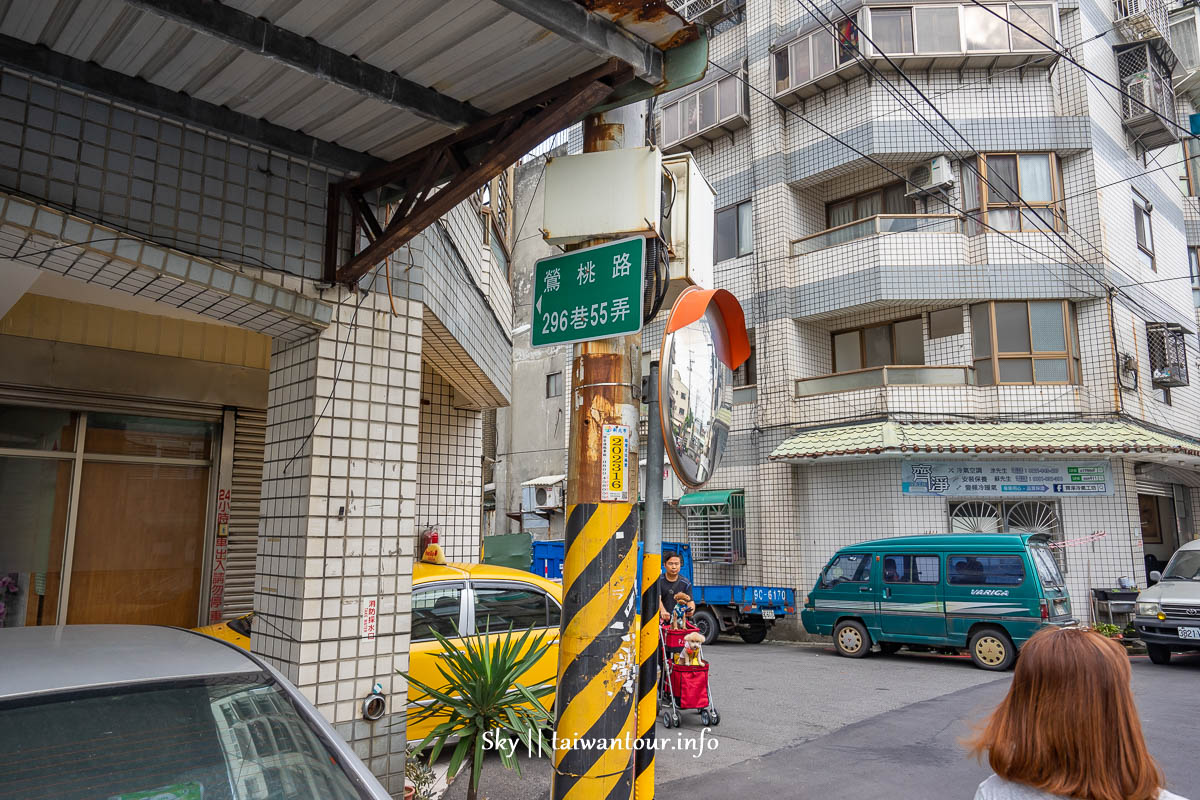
[602,424,631,502]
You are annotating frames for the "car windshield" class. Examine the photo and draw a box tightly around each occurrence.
[0,674,367,800]
[1029,545,1065,589]
[1160,550,1200,581]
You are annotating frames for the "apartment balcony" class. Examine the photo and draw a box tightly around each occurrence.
[791,214,962,256]
[1114,0,1175,65]
[794,365,975,397]
[1169,6,1200,100]
[1116,43,1179,150]
[773,1,1060,104]
[668,0,744,27]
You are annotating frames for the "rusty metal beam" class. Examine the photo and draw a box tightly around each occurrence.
[330,62,631,285]
[491,0,663,84]
[122,0,485,129]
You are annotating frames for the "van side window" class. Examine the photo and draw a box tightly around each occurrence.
[948,555,1024,586]
[883,554,940,584]
[823,553,872,586]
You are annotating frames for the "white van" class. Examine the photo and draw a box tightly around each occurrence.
[1133,539,1200,664]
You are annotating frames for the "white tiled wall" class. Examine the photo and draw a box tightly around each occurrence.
[416,363,483,561]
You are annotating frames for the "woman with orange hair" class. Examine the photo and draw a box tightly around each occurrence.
[968,626,1186,800]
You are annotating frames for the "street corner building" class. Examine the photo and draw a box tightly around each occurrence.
[498,0,1200,634]
[0,0,709,793]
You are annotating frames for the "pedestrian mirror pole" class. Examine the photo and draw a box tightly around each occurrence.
[636,360,665,799]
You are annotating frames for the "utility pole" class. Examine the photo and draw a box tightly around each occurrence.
[635,360,664,799]
[552,102,646,800]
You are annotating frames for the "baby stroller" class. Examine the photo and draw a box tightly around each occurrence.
[659,623,720,728]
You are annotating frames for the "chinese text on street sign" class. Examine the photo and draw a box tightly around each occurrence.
[531,235,644,347]
[901,460,1114,497]
[601,424,631,502]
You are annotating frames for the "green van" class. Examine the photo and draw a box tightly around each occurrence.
[800,534,1076,670]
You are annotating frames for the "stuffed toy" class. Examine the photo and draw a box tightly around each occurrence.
[670,592,692,630]
[674,631,705,666]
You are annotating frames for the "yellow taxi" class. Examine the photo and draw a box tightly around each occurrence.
[406,560,562,742]
[195,562,561,742]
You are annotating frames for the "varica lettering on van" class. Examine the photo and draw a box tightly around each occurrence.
[801,534,1076,671]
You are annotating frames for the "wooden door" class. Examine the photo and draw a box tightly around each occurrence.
[67,462,209,626]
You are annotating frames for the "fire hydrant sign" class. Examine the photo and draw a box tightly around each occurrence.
[531,235,644,347]
[602,424,631,502]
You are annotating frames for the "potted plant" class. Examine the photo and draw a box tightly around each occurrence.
[404,744,436,800]
[399,625,554,800]
[1091,586,1140,602]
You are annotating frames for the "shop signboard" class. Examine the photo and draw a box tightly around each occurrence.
[901,460,1114,497]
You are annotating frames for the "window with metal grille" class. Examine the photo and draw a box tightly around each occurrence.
[948,500,1066,571]
[1146,322,1189,388]
[682,490,746,564]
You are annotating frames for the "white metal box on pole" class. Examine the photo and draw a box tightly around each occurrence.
[541,146,663,245]
[662,153,715,306]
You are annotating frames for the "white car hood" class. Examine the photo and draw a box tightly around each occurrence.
[1136,581,1200,604]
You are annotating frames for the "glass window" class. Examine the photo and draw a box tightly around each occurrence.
[1133,191,1154,270]
[929,308,963,339]
[85,414,214,460]
[681,95,698,137]
[0,678,366,800]
[915,7,961,53]
[893,318,925,364]
[698,84,717,131]
[473,586,553,632]
[0,406,76,451]
[883,554,940,583]
[964,4,1008,51]
[663,103,680,146]
[865,325,892,367]
[412,585,463,641]
[67,462,209,627]
[1020,154,1053,202]
[948,555,1025,586]
[718,76,738,119]
[0,456,72,627]
[1029,545,1065,588]
[828,199,855,228]
[792,37,812,87]
[968,153,1064,232]
[546,371,563,398]
[733,337,757,386]
[1009,3,1055,50]
[1029,300,1066,351]
[825,181,912,228]
[813,30,836,75]
[995,302,1031,352]
[872,8,914,54]
[837,17,860,64]
[833,331,862,371]
[971,301,1078,385]
[823,553,872,585]
[716,201,752,261]
[737,200,753,256]
[985,155,1019,202]
[774,48,790,93]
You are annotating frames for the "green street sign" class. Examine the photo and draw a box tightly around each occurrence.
[531,235,644,347]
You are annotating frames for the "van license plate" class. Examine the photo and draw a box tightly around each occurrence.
[1180,626,1200,640]
[761,609,776,620]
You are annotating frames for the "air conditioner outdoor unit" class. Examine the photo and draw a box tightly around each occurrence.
[1122,75,1151,119]
[535,485,563,509]
[905,155,954,197]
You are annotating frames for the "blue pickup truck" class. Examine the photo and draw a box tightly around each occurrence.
[531,539,795,644]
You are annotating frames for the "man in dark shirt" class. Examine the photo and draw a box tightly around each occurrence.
[657,550,695,623]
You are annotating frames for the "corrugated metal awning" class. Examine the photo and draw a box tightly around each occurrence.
[521,474,566,487]
[679,489,736,506]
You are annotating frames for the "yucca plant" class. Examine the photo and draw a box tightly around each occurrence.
[399,625,555,800]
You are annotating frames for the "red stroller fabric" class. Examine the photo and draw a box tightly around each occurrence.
[669,663,709,709]
[661,624,699,650]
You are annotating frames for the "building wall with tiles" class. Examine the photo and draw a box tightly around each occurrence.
[2,59,512,796]
[416,363,484,561]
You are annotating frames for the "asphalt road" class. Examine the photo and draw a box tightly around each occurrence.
[444,642,1199,800]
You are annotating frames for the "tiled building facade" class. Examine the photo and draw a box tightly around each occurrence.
[0,60,511,793]
[637,0,1200,629]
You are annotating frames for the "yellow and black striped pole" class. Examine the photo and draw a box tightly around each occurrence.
[552,105,644,800]
[634,361,665,800]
